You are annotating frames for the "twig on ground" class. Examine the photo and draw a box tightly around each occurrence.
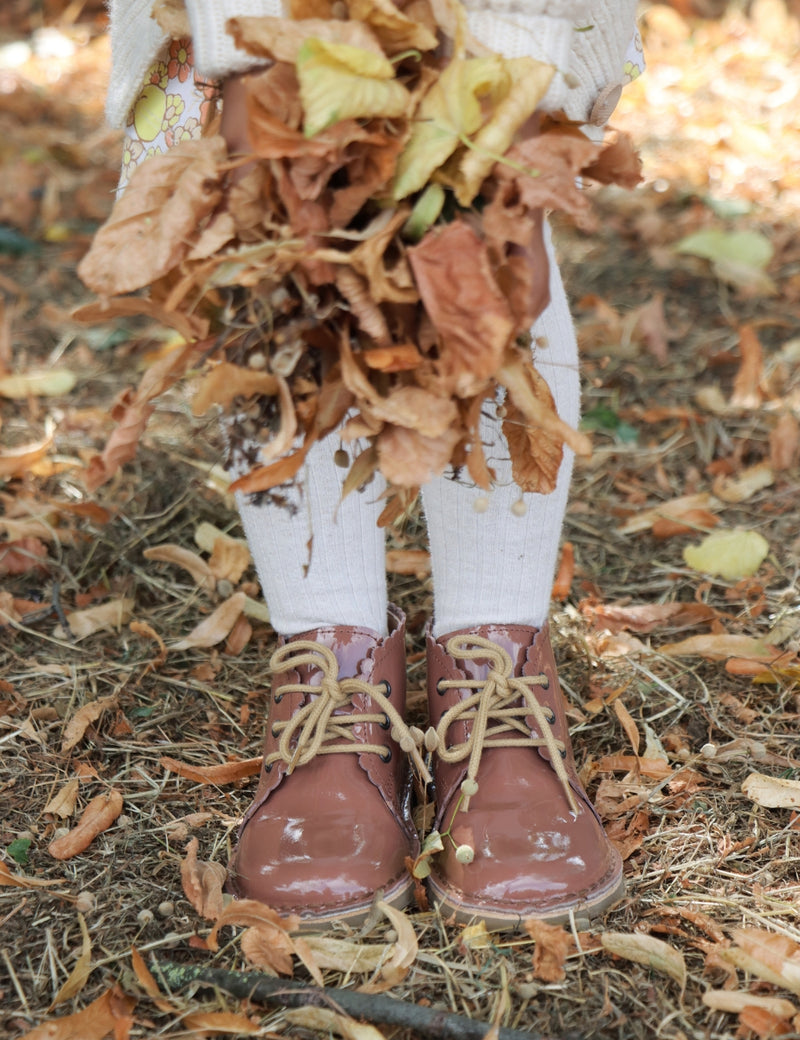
[152,959,558,1040]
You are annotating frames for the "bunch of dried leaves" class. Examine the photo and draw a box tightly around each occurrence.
[76,0,639,514]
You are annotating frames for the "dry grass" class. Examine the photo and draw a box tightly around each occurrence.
[2,3,800,1038]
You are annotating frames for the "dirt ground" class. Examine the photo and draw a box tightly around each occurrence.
[2,2,800,1039]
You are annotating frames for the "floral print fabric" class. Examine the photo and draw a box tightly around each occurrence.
[118,38,219,194]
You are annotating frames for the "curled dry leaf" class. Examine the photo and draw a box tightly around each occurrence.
[0,423,55,479]
[524,919,572,983]
[208,535,252,584]
[0,860,62,889]
[180,838,227,922]
[48,789,124,860]
[143,544,216,591]
[170,592,247,650]
[129,619,168,669]
[160,755,262,785]
[55,598,135,641]
[712,462,774,504]
[742,772,800,809]
[61,694,118,753]
[601,932,687,994]
[181,1012,263,1035]
[659,633,779,663]
[50,913,92,1008]
[702,990,798,1018]
[16,984,136,1040]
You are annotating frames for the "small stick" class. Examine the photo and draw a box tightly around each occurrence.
[51,582,74,641]
[152,959,556,1040]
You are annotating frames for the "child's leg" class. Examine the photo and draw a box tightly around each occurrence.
[421,223,579,637]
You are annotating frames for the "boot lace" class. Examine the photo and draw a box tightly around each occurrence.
[266,640,431,783]
[435,634,579,815]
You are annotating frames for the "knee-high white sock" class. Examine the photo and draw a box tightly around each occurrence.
[422,225,580,638]
[234,433,388,637]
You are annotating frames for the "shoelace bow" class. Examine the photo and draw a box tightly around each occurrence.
[435,634,579,816]
[266,640,431,784]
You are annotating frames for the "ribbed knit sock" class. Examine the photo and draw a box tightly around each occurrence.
[233,433,388,637]
[422,226,580,638]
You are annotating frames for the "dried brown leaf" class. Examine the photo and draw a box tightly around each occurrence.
[228,15,385,63]
[161,755,262,785]
[143,544,215,591]
[601,932,686,993]
[0,536,49,576]
[377,423,461,487]
[55,599,134,641]
[61,695,118,753]
[501,364,563,495]
[50,913,92,1008]
[17,985,136,1040]
[730,324,766,408]
[742,772,800,809]
[180,838,227,922]
[43,779,81,819]
[48,789,124,860]
[524,919,572,982]
[78,136,228,296]
[170,592,247,650]
[0,860,62,889]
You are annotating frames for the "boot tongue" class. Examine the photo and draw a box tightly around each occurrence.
[453,624,538,680]
[295,626,378,682]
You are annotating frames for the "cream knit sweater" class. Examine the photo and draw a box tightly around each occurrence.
[106,0,637,131]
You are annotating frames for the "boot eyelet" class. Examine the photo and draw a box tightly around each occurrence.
[265,762,273,773]
[271,724,280,737]
[545,708,556,724]
[559,748,567,759]
[379,712,391,730]
[539,675,550,690]
[273,693,283,704]
[380,747,392,763]
[381,680,391,697]
[436,679,446,696]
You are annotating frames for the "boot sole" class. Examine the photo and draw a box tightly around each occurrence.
[428,867,626,932]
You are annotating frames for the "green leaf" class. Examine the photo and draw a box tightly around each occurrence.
[7,838,32,865]
[675,228,775,294]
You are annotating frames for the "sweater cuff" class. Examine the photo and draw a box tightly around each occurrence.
[184,0,284,78]
[464,11,577,114]
[565,0,639,123]
[105,0,168,128]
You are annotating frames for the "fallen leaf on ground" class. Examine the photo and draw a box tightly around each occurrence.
[524,919,572,982]
[731,323,768,404]
[0,368,76,398]
[712,462,774,504]
[683,529,770,580]
[208,534,252,583]
[284,1007,387,1040]
[722,928,800,997]
[170,592,247,650]
[385,548,431,575]
[180,838,227,922]
[142,544,216,591]
[61,694,118,753]
[702,990,798,1018]
[160,755,262,785]
[551,541,574,600]
[181,1011,263,1035]
[675,231,775,295]
[770,412,800,471]
[130,948,175,1014]
[595,755,672,779]
[44,778,81,818]
[55,598,135,640]
[303,935,392,974]
[16,985,136,1040]
[0,860,62,889]
[48,789,124,860]
[742,772,800,809]
[658,633,779,662]
[372,900,418,988]
[581,600,719,634]
[50,913,92,1008]
[601,932,686,993]
[129,620,168,668]
[618,493,716,535]
[0,536,49,576]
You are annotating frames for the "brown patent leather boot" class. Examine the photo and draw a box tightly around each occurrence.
[426,623,624,930]
[229,605,428,924]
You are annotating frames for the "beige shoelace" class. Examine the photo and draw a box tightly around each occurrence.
[435,634,579,816]
[266,640,431,783]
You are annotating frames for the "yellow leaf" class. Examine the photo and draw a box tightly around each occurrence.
[456,57,554,205]
[683,528,770,580]
[393,55,510,199]
[0,368,77,398]
[601,932,687,994]
[347,0,438,54]
[658,633,776,661]
[297,38,411,138]
[301,935,392,974]
[742,771,800,809]
[50,913,92,1008]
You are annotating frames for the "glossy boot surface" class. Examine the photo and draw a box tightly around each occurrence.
[427,623,624,930]
[229,605,418,924]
